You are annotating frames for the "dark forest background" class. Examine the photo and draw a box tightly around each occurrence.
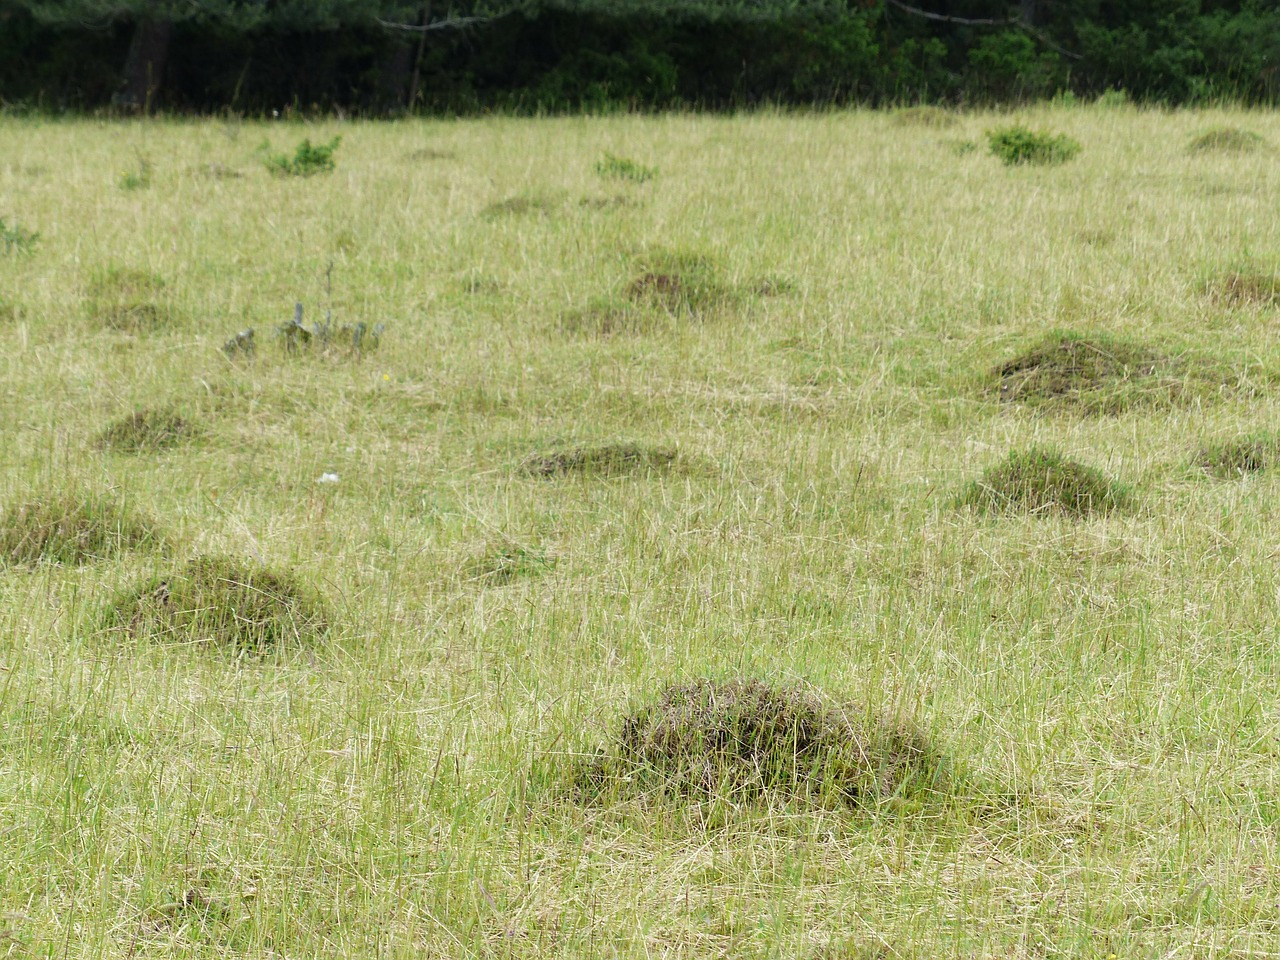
[1,1,1277,114]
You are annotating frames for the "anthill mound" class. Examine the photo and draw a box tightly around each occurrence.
[1189,128,1266,153]
[482,194,556,218]
[992,331,1186,411]
[1197,433,1280,478]
[1205,271,1280,308]
[522,442,678,478]
[0,492,163,565]
[960,447,1131,518]
[107,555,328,650]
[627,250,730,315]
[96,408,198,453]
[85,267,177,332]
[575,678,948,807]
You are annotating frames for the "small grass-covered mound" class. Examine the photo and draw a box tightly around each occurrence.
[1188,128,1266,153]
[107,555,328,650]
[95,408,198,453]
[991,330,1189,411]
[627,249,731,315]
[85,267,177,332]
[960,447,1131,518]
[481,194,557,218]
[576,678,949,808]
[0,491,163,565]
[522,442,679,478]
[559,297,659,338]
[1205,270,1280,308]
[1197,432,1280,478]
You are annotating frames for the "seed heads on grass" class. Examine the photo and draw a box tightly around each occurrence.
[85,267,176,332]
[575,678,949,808]
[96,408,198,454]
[987,125,1081,166]
[1197,433,1280,478]
[1189,128,1266,153]
[522,442,678,478]
[107,555,328,651]
[0,491,163,565]
[960,447,1131,518]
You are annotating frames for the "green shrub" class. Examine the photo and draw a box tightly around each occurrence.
[265,137,341,177]
[986,125,1080,166]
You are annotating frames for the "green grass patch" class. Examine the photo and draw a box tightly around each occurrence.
[0,490,164,565]
[0,216,38,254]
[464,543,555,586]
[106,555,329,651]
[596,152,657,183]
[986,125,1081,166]
[960,447,1131,518]
[265,137,341,177]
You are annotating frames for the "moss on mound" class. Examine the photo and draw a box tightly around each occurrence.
[576,678,949,807]
[991,330,1190,412]
[961,447,1131,518]
[1197,433,1280,478]
[522,442,678,478]
[96,408,198,453]
[108,555,328,650]
[0,491,163,565]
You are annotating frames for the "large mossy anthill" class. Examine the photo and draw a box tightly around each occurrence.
[575,678,951,809]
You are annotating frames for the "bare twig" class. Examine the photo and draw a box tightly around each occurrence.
[377,14,493,32]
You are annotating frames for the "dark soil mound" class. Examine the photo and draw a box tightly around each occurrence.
[108,555,328,650]
[0,492,163,565]
[96,408,198,453]
[522,442,678,478]
[577,678,948,807]
[627,250,729,315]
[960,447,1131,518]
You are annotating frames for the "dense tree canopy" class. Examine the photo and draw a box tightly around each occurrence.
[1,0,1277,111]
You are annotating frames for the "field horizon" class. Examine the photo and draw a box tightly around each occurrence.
[2,104,1280,957]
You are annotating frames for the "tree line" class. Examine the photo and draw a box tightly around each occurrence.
[1,1,1276,112]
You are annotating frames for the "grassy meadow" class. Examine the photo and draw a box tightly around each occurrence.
[3,104,1280,957]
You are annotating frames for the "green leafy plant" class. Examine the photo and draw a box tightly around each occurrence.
[265,137,341,177]
[595,153,657,183]
[986,125,1080,166]
[0,217,39,254]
